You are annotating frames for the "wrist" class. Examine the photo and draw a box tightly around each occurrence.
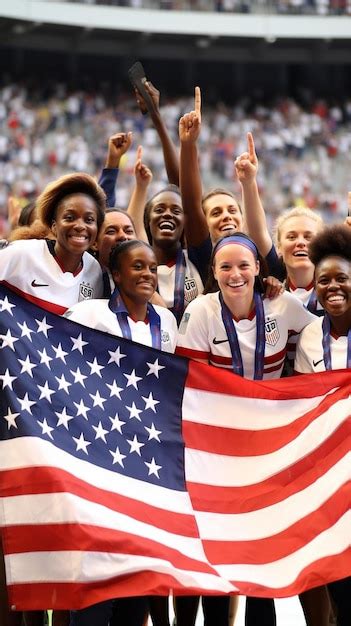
[105,157,121,169]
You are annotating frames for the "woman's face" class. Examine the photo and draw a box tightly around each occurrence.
[278,215,321,275]
[147,191,184,248]
[213,243,259,304]
[203,194,243,244]
[97,212,136,268]
[112,245,158,304]
[315,256,351,320]
[52,193,98,260]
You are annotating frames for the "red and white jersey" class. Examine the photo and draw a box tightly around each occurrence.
[65,299,178,354]
[295,317,348,373]
[0,239,103,315]
[287,281,324,314]
[157,250,203,310]
[177,291,314,380]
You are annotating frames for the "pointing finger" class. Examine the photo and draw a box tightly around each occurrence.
[136,145,143,162]
[195,86,201,121]
[247,132,256,160]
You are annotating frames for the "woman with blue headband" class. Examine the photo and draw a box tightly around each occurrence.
[176,232,330,626]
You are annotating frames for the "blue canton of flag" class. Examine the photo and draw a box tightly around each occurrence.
[0,286,188,490]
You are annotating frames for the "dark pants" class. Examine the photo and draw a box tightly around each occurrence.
[175,595,230,626]
[70,596,147,626]
[328,577,351,626]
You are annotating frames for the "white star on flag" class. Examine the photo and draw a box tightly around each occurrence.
[109,413,125,434]
[127,434,145,457]
[55,407,74,430]
[37,418,54,440]
[89,390,107,409]
[126,402,143,421]
[142,392,159,413]
[0,296,16,316]
[70,367,87,387]
[18,355,37,378]
[17,321,34,341]
[38,347,52,368]
[144,457,162,478]
[3,407,20,429]
[87,358,104,378]
[74,399,90,420]
[73,433,91,454]
[144,423,162,442]
[108,346,126,366]
[52,343,68,363]
[55,374,71,394]
[35,316,53,337]
[38,381,56,402]
[0,369,17,390]
[106,380,123,400]
[92,421,109,443]
[109,446,126,467]
[0,330,19,352]
[18,393,36,415]
[71,333,88,354]
[146,359,165,378]
[124,369,142,390]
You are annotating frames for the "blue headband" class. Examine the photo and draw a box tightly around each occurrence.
[214,235,258,259]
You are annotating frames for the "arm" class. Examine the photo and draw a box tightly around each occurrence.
[235,132,273,258]
[179,86,209,247]
[345,191,351,228]
[127,145,152,243]
[135,81,179,186]
[98,132,132,207]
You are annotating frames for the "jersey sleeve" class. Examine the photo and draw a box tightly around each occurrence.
[176,297,211,362]
[285,292,316,333]
[265,244,286,282]
[98,167,119,208]
[294,328,314,374]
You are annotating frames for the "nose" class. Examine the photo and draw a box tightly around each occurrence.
[296,235,307,246]
[73,219,86,231]
[328,278,340,289]
[115,231,127,243]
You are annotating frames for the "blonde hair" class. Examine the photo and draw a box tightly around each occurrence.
[274,207,324,247]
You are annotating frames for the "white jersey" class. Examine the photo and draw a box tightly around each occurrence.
[295,317,348,373]
[0,239,103,315]
[157,249,203,310]
[288,281,324,314]
[177,291,314,380]
[65,298,178,354]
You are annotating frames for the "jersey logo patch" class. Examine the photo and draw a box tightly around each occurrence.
[31,279,49,288]
[178,312,190,335]
[79,282,94,301]
[161,330,170,344]
[184,277,198,304]
[265,318,280,346]
[213,337,229,345]
[313,358,324,367]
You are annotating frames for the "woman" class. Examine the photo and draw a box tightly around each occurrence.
[295,223,351,626]
[0,172,106,626]
[66,239,178,626]
[0,172,105,314]
[176,232,330,626]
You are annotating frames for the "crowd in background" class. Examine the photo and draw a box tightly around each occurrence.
[1,80,351,237]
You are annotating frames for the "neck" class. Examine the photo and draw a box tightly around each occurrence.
[120,294,148,322]
[153,241,180,265]
[222,292,255,321]
[54,246,82,274]
[328,311,351,337]
[287,267,314,289]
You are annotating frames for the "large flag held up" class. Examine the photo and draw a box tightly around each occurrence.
[0,284,350,611]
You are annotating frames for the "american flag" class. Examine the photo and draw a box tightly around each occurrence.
[0,284,350,611]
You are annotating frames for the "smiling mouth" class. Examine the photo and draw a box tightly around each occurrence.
[326,294,345,303]
[159,221,175,232]
[293,251,308,258]
[228,281,246,289]
[220,225,236,232]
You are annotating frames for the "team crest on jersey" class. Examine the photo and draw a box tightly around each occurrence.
[79,282,94,301]
[161,330,170,344]
[265,318,280,346]
[179,312,190,335]
[184,277,198,304]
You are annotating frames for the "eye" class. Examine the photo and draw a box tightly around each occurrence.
[229,207,238,215]
[125,228,135,235]
[86,215,96,224]
[219,263,231,270]
[105,228,116,235]
[172,207,183,215]
[317,277,328,285]
[150,265,158,273]
[133,263,142,270]
[63,213,74,221]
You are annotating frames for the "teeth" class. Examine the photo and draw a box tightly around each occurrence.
[228,282,245,288]
[159,222,174,231]
[327,295,344,302]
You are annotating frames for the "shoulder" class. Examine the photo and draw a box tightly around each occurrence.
[65,298,108,320]
[299,316,323,341]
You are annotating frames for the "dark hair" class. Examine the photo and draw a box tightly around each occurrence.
[18,201,37,227]
[37,172,106,230]
[109,239,155,273]
[202,188,242,214]
[309,224,351,267]
[143,184,182,244]
[204,232,267,294]
[104,207,136,231]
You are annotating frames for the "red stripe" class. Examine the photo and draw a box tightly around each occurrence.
[263,347,286,364]
[5,524,212,575]
[176,346,209,361]
[203,484,350,564]
[263,361,284,374]
[183,384,350,456]
[0,466,198,538]
[187,421,350,513]
[185,359,351,400]
[1,282,67,315]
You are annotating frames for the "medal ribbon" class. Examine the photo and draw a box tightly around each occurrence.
[109,287,161,350]
[171,246,187,325]
[219,291,266,380]
[322,314,351,370]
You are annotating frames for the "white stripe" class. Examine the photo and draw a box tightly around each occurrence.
[216,511,351,588]
[5,551,236,593]
[2,491,206,563]
[0,437,190,514]
[195,453,350,540]
[183,387,334,430]
[185,396,351,486]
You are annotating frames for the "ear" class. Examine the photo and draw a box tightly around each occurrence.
[255,260,260,276]
[51,221,57,237]
[111,269,121,286]
[212,262,218,281]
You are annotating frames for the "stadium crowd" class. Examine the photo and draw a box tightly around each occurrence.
[1,80,351,239]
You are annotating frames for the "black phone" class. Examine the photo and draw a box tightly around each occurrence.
[128,61,155,115]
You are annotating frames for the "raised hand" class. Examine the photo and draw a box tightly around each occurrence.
[234,132,258,184]
[179,86,202,144]
[135,81,160,117]
[134,145,153,189]
[105,132,132,168]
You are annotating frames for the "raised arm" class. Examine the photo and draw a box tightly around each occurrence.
[345,191,351,228]
[98,132,132,207]
[235,132,273,257]
[127,145,152,243]
[179,86,209,247]
[135,81,179,186]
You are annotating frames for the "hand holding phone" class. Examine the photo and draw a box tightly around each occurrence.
[128,62,156,115]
